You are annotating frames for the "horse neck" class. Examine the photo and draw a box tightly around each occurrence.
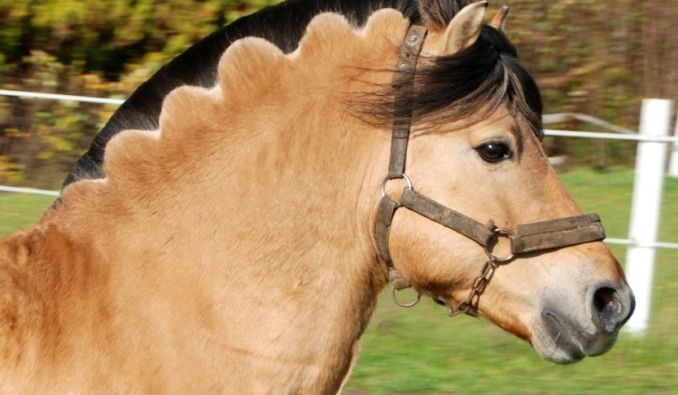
[82,12,407,333]
[1,11,406,389]
[182,107,392,314]
[0,208,109,365]
[53,111,393,393]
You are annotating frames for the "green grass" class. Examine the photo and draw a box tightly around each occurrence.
[2,168,678,394]
[0,193,57,235]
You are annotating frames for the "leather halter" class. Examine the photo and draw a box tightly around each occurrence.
[376,25,606,315]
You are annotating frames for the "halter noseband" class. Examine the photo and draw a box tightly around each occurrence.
[376,25,606,316]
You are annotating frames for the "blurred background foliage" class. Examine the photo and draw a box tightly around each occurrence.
[0,0,677,188]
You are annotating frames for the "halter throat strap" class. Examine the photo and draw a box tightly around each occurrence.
[376,25,606,308]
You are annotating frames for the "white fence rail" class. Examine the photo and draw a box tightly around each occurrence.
[1,90,677,335]
[0,89,124,105]
[0,185,60,197]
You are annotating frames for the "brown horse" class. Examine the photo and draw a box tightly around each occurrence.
[0,0,633,393]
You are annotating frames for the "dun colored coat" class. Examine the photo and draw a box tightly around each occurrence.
[0,1,633,393]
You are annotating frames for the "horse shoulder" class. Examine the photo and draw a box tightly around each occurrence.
[0,230,40,364]
[0,207,119,391]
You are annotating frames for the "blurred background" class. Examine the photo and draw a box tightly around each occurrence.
[0,0,677,188]
[1,0,677,394]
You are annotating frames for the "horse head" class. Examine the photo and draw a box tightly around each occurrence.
[378,0,634,364]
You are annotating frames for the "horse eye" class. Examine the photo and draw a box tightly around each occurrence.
[477,142,511,163]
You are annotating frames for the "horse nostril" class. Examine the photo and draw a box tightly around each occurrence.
[593,287,616,312]
[592,286,630,333]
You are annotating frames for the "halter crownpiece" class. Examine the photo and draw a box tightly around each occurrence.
[376,24,606,315]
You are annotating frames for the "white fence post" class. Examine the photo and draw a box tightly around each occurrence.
[669,112,678,177]
[624,99,673,335]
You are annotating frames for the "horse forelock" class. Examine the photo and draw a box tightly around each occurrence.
[358,23,544,139]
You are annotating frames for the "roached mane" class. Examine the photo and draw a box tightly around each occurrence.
[63,0,542,187]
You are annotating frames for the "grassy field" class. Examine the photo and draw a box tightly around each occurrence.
[0,192,57,235]
[1,168,677,394]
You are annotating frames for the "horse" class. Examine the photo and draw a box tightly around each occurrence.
[0,0,634,393]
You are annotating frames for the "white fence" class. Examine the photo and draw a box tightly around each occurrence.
[1,90,677,335]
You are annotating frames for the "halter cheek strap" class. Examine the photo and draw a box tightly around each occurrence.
[376,25,606,315]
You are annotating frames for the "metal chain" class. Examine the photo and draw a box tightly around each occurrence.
[389,227,515,315]
[447,227,515,316]
[448,257,499,317]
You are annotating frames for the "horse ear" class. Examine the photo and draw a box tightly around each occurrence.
[489,5,509,31]
[434,1,488,57]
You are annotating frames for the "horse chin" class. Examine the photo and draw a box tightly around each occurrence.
[531,310,620,365]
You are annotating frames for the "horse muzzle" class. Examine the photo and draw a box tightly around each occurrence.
[535,282,635,364]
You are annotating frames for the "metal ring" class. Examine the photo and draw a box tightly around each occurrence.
[484,227,515,263]
[448,301,471,317]
[392,286,421,308]
[380,173,413,198]
[493,227,515,237]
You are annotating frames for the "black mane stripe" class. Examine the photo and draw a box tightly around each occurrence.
[62,0,542,188]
